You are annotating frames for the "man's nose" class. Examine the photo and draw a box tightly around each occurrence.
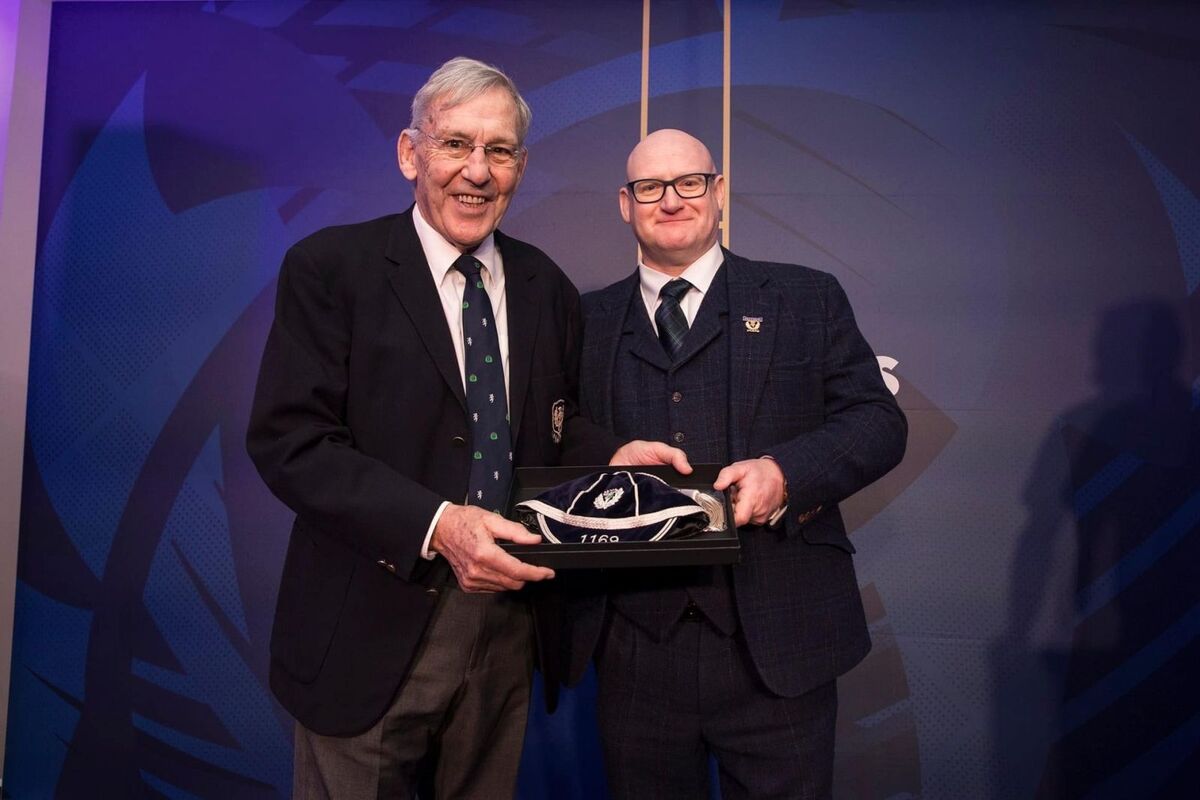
[659,185,684,211]
[461,147,492,184]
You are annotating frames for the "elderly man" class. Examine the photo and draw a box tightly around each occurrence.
[248,58,679,799]
[561,129,908,799]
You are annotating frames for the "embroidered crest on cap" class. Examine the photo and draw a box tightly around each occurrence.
[593,487,624,509]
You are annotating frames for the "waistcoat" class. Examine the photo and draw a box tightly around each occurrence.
[608,266,737,637]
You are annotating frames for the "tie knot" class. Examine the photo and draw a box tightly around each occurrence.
[660,278,691,302]
[453,254,483,279]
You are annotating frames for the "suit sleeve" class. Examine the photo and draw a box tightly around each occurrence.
[762,274,907,530]
[246,244,444,579]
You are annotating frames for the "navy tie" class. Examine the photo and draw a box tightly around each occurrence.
[656,278,692,359]
[454,255,513,513]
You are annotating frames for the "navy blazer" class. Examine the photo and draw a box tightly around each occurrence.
[247,208,616,735]
[562,249,907,698]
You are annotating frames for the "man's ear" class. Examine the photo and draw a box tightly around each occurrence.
[397,131,418,181]
[618,186,632,224]
[713,173,726,212]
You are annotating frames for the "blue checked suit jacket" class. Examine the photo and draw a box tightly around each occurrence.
[559,249,908,698]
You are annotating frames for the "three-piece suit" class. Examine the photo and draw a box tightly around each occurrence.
[558,249,907,797]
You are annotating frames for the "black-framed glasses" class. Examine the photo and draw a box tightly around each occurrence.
[416,130,524,167]
[625,173,717,203]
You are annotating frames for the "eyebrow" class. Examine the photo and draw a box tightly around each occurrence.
[435,128,519,146]
[630,172,710,182]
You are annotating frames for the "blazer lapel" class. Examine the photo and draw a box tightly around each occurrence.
[383,210,467,412]
[725,251,778,461]
[626,289,673,372]
[498,232,540,445]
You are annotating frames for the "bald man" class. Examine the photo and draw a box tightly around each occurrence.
[559,130,908,799]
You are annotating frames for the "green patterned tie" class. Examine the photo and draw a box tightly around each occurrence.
[454,255,512,512]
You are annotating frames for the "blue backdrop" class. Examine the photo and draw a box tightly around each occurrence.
[6,1,1200,798]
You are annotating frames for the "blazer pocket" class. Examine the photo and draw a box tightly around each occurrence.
[766,361,817,390]
[798,514,857,554]
[270,522,355,683]
[767,357,813,375]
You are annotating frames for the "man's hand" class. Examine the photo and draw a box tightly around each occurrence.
[713,458,786,527]
[430,505,554,592]
[610,440,693,474]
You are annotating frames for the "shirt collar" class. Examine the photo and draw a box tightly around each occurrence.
[638,241,724,301]
[412,203,501,285]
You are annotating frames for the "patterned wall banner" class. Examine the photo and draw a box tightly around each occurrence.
[6,2,1199,798]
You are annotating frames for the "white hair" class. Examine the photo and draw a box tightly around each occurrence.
[408,56,532,144]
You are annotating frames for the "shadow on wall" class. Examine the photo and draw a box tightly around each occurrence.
[995,298,1200,799]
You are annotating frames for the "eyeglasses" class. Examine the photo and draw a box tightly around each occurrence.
[415,130,524,167]
[625,173,717,204]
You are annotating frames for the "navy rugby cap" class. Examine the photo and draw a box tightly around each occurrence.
[513,470,721,544]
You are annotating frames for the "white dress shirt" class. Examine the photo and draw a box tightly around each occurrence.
[638,241,725,332]
[412,204,512,559]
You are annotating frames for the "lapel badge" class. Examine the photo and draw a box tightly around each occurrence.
[551,399,565,444]
[742,316,763,334]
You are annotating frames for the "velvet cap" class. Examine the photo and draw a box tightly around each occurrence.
[513,470,718,544]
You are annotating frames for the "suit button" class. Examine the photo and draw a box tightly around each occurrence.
[673,431,685,444]
[671,391,682,403]
[425,587,440,596]
[451,436,466,447]
[377,560,397,574]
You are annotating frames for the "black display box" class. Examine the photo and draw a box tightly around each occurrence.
[500,464,740,568]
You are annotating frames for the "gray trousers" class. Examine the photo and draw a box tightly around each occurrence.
[293,585,534,799]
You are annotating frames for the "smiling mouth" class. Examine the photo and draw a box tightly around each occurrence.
[455,194,489,207]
